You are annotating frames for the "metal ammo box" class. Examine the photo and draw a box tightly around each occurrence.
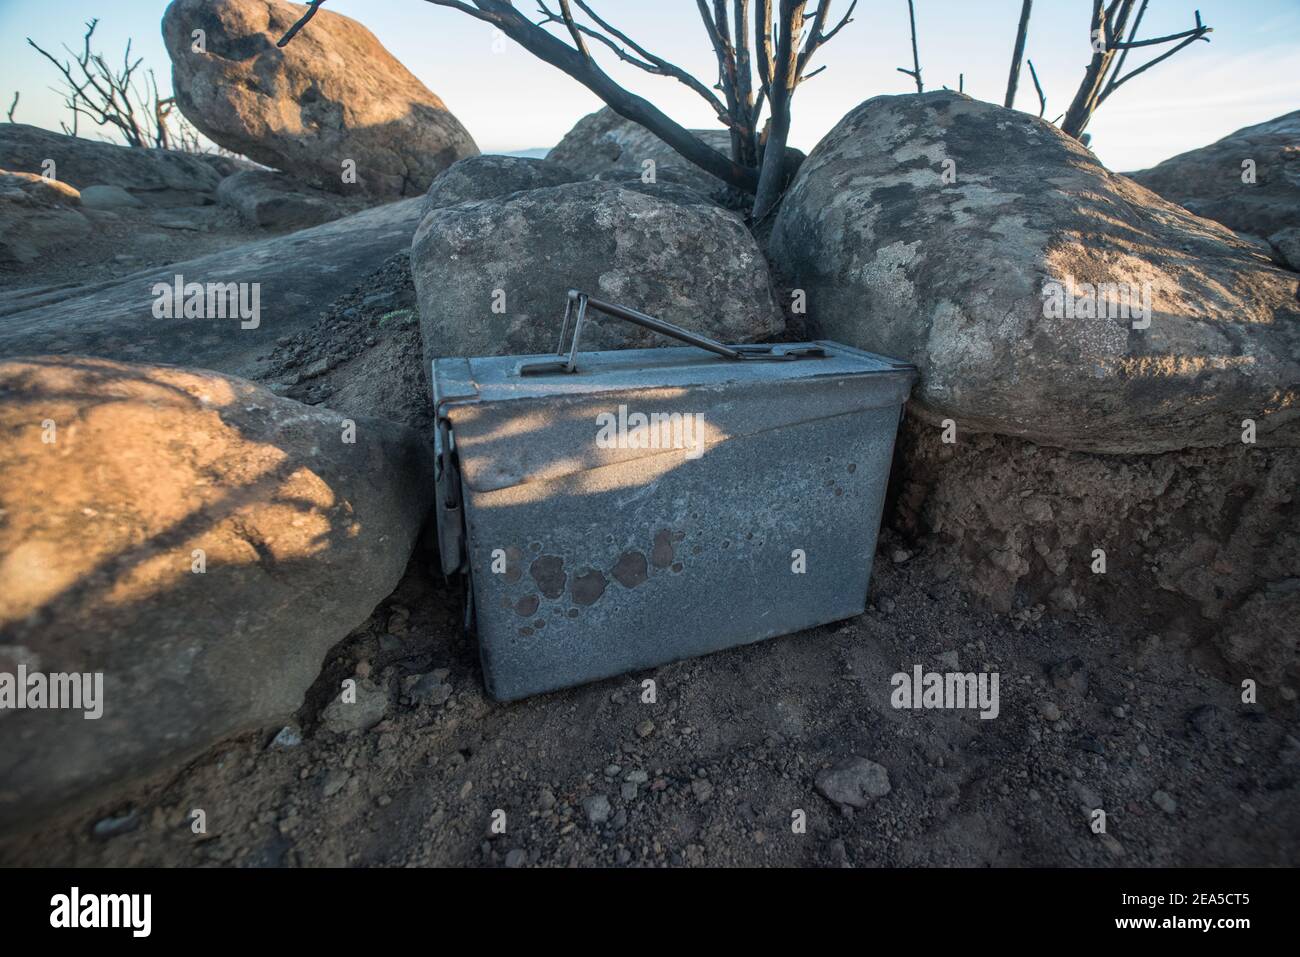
[433,290,916,701]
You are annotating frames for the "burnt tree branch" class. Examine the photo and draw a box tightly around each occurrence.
[1004,0,1033,108]
[279,0,857,218]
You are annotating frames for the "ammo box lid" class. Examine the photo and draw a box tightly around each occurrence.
[433,341,916,493]
[434,340,914,406]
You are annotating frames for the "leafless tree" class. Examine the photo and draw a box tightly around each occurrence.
[279,0,858,221]
[26,18,206,151]
[5,92,18,123]
[1060,1,1211,138]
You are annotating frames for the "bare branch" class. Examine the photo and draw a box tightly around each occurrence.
[1062,0,1211,137]
[754,0,774,97]
[6,91,17,123]
[537,1,733,125]
[278,0,329,47]
[555,0,590,58]
[1098,29,1210,102]
[897,0,923,93]
[1109,16,1210,49]
[1027,57,1046,118]
[1104,0,1147,92]
[798,0,857,83]
[1004,0,1032,109]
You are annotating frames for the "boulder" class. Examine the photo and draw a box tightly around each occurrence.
[422,154,580,218]
[78,185,146,210]
[0,170,91,264]
[195,153,260,179]
[0,123,222,206]
[549,106,733,197]
[769,92,1300,454]
[411,181,783,368]
[162,0,479,198]
[1270,226,1300,272]
[549,106,804,204]
[1128,110,1299,238]
[216,168,350,228]
[0,198,424,380]
[0,356,433,831]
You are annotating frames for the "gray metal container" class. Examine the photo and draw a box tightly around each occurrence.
[433,292,915,701]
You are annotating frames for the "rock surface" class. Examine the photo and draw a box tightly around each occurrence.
[815,757,892,807]
[0,356,433,830]
[0,123,222,206]
[0,198,424,380]
[0,170,90,264]
[1128,110,1299,239]
[78,185,147,210]
[162,0,479,197]
[422,154,580,218]
[216,168,350,228]
[549,106,733,197]
[769,92,1300,454]
[1270,226,1300,272]
[411,181,783,367]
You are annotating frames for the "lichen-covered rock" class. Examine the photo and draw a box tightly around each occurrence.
[1128,110,1299,239]
[0,356,432,831]
[0,124,221,206]
[411,181,783,367]
[769,92,1300,454]
[422,154,580,218]
[162,0,478,197]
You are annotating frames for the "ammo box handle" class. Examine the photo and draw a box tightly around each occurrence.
[518,289,825,375]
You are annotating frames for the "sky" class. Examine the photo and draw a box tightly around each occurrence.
[1,0,1296,172]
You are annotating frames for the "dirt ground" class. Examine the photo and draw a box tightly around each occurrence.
[3,532,1295,868]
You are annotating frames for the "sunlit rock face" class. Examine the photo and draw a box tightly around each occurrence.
[0,357,432,831]
[162,0,478,197]
[769,91,1300,455]
[1128,110,1300,241]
